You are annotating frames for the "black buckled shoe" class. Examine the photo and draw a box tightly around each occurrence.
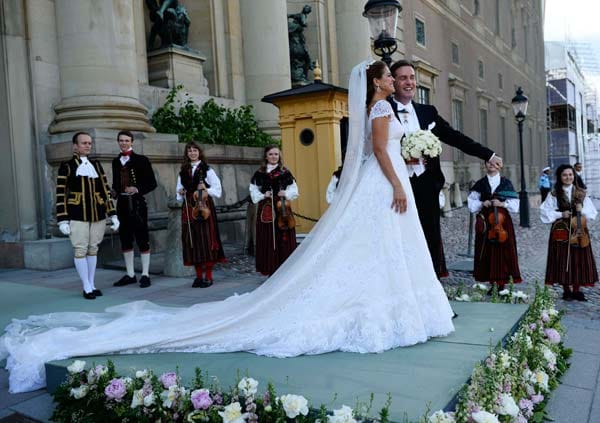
[139,275,151,288]
[83,291,96,300]
[199,279,213,288]
[92,289,103,297]
[562,290,573,301]
[192,278,204,288]
[113,275,137,287]
[572,291,587,302]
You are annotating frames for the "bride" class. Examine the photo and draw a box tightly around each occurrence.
[1,60,454,393]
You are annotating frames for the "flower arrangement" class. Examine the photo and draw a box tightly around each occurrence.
[51,286,567,423]
[428,284,570,423]
[401,130,442,161]
[445,280,529,305]
[51,365,391,423]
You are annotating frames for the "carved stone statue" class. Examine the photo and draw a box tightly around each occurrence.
[288,5,314,86]
[146,0,191,50]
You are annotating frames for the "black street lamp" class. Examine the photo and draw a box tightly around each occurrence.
[512,86,530,228]
[363,0,402,66]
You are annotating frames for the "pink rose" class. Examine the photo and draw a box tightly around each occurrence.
[544,328,561,344]
[191,388,213,410]
[104,378,127,401]
[160,372,178,389]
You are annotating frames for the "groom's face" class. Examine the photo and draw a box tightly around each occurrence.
[392,65,416,104]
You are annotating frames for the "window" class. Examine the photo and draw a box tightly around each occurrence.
[417,86,430,105]
[478,60,484,79]
[498,73,503,90]
[479,109,488,145]
[451,42,460,65]
[474,0,480,16]
[415,18,426,46]
[452,100,464,132]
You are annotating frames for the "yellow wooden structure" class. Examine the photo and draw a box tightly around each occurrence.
[263,76,348,232]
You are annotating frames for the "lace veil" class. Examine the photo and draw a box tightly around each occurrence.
[264,60,371,279]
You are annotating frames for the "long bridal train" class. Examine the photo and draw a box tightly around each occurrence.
[0,60,454,393]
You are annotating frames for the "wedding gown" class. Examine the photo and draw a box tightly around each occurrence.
[0,62,454,393]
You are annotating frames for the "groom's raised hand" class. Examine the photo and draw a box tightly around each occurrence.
[489,155,503,170]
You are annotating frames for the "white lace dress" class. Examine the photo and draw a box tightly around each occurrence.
[0,100,454,393]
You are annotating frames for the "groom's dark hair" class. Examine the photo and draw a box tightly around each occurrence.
[390,60,415,77]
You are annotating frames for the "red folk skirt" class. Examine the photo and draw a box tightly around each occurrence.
[545,220,598,287]
[255,199,297,276]
[181,196,226,266]
[473,208,522,284]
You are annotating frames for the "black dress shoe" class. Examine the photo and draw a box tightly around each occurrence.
[92,289,103,297]
[562,291,573,301]
[113,275,137,287]
[572,291,587,302]
[83,291,96,300]
[199,279,213,288]
[452,312,458,319]
[192,278,204,288]
[139,275,151,288]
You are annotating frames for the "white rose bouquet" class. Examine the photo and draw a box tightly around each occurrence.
[401,129,442,161]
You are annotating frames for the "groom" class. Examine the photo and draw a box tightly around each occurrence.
[388,60,503,278]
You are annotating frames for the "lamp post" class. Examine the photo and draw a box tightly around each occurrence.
[512,86,530,228]
[363,0,402,66]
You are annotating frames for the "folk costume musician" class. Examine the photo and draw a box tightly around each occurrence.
[249,145,299,276]
[176,142,226,288]
[56,132,119,300]
[468,161,521,291]
[540,164,598,301]
[111,130,157,289]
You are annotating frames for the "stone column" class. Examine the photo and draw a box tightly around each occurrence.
[240,0,290,135]
[49,0,153,133]
[335,0,371,88]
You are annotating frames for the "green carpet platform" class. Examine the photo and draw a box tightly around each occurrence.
[0,279,527,421]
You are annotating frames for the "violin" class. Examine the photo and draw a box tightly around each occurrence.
[486,197,508,244]
[276,194,296,230]
[192,180,211,221]
[569,193,590,248]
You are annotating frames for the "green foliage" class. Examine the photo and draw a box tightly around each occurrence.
[151,85,276,147]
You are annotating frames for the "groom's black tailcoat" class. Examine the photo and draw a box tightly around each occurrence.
[389,98,494,277]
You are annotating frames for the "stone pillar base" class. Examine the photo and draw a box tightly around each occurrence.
[148,47,209,95]
[164,200,195,277]
[49,96,154,134]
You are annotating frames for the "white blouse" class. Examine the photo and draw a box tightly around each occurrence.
[176,162,222,201]
[467,174,519,214]
[539,185,598,224]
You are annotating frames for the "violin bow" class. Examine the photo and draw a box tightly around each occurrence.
[270,190,276,251]
[183,193,194,249]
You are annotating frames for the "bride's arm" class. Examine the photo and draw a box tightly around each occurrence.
[372,116,407,213]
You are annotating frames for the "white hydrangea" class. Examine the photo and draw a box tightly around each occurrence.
[238,377,259,397]
[328,405,357,423]
[541,345,557,367]
[495,393,519,417]
[67,360,86,374]
[471,410,500,423]
[428,409,456,423]
[135,369,149,379]
[70,385,89,399]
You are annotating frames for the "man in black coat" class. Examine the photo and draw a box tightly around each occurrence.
[112,130,157,288]
[389,60,503,278]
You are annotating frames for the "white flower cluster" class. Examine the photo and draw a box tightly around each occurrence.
[238,377,259,397]
[401,130,442,160]
[428,409,456,423]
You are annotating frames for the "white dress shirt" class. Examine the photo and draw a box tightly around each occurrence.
[467,173,520,214]
[393,99,426,177]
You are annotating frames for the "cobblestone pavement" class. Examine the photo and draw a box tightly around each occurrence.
[441,205,600,320]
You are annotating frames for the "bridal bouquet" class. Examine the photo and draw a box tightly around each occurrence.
[401,129,442,160]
